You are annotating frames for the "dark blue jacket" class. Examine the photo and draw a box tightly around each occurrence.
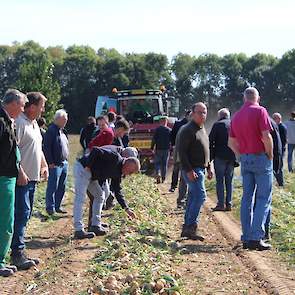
[151,125,171,150]
[209,118,236,162]
[43,123,68,166]
[170,118,188,146]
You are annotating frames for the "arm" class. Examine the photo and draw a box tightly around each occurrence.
[208,124,216,162]
[170,123,178,146]
[40,151,49,180]
[79,128,86,149]
[178,129,192,173]
[262,131,273,160]
[151,128,157,150]
[111,178,136,219]
[43,129,55,167]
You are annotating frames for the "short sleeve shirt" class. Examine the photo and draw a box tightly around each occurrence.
[15,113,43,181]
[230,101,272,154]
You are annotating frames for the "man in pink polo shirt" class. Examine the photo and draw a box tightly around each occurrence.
[228,87,273,251]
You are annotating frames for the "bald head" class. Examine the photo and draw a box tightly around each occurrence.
[122,157,141,176]
[191,102,207,126]
[244,87,260,102]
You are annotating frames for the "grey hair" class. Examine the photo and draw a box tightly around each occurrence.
[218,108,230,119]
[243,87,259,101]
[54,109,68,120]
[124,157,141,171]
[272,112,282,120]
[122,147,138,158]
[2,89,28,105]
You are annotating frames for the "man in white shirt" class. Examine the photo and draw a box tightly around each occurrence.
[11,92,48,271]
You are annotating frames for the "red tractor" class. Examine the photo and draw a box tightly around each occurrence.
[95,88,177,171]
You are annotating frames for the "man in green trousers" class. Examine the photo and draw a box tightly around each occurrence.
[0,89,27,277]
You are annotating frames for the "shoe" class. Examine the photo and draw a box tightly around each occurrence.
[56,208,67,214]
[247,240,272,251]
[156,175,161,184]
[101,223,109,228]
[212,206,225,212]
[169,188,176,193]
[46,210,55,216]
[0,267,14,277]
[225,205,232,211]
[242,242,249,249]
[11,251,36,270]
[180,224,205,241]
[88,225,108,236]
[5,265,17,272]
[74,230,95,239]
[161,177,166,183]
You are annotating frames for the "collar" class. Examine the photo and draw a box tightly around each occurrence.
[190,120,202,129]
[244,100,259,107]
[0,107,12,123]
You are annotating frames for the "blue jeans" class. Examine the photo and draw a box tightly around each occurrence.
[288,144,295,172]
[274,150,285,186]
[154,150,169,179]
[182,168,206,226]
[240,153,272,241]
[45,160,68,213]
[11,181,37,253]
[214,158,234,207]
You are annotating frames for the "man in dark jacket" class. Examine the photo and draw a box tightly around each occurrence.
[272,113,287,186]
[0,89,27,277]
[43,109,69,215]
[169,110,190,192]
[73,147,140,239]
[79,116,99,151]
[151,116,171,183]
[178,103,213,240]
[209,108,236,211]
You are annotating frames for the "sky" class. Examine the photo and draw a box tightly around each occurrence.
[0,0,294,58]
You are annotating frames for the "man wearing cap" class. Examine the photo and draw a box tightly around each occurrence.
[0,89,27,277]
[11,92,49,270]
[151,116,171,183]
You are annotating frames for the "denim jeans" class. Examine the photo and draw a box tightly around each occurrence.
[240,153,273,241]
[274,151,285,186]
[154,149,169,179]
[288,144,295,172]
[11,181,37,253]
[73,161,105,231]
[213,158,234,207]
[182,168,206,226]
[45,160,68,213]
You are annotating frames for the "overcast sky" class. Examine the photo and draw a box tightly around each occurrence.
[1,0,294,58]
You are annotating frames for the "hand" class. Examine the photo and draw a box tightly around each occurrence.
[17,169,29,186]
[187,170,198,182]
[49,163,56,169]
[267,153,274,160]
[126,208,137,219]
[41,166,49,181]
[207,168,213,180]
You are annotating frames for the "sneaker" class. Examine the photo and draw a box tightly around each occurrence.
[11,251,36,270]
[0,267,14,277]
[247,240,272,251]
[89,225,108,236]
[74,230,95,239]
[56,208,67,214]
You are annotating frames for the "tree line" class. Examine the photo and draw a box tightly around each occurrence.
[0,41,294,132]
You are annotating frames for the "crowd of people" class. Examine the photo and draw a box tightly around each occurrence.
[0,86,293,279]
